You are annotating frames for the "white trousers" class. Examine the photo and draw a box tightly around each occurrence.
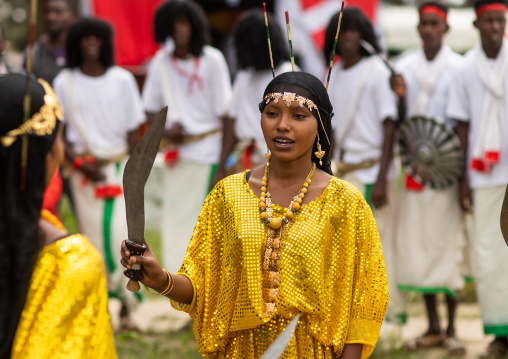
[473,185,508,335]
[161,160,215,273]
[342,172,406,324]
[70,161,141,309]
[397,185,466,295]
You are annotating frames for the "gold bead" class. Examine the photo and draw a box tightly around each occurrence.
[296,197,302,204]
[292,202,300,210]
[303,182,309,188]
[264,288,278,302]
[260,212,268,219]
[269,218,282,229]
[301,187,308,194]
[259,202,266,208]
[298,193,305,198]
[261,181,267,186]
[261,186,267,192]
[262,176,267,181]
[261,191,266,197]
[285,210,293,219]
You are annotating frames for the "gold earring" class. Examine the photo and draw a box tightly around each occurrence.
[314,135,325,166]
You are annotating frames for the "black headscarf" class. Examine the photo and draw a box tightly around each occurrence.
[259,71,334,175]
[0,73,60,358]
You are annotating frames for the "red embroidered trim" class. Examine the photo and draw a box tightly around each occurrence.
[171,56,204,95]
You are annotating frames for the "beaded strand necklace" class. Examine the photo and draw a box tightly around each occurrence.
[259,156,316,316]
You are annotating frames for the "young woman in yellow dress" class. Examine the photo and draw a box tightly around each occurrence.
[121,71,388,359]
[0,73,116,358]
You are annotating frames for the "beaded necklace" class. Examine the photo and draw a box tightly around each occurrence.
[259,157,316,316]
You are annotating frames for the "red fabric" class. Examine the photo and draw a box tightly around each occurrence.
[471,151,500,173]
[312,28,327,51]
[92,0,165,66]
[404,173,425,191]
[485,151,500,163]
[164,149,179,166]
[347,0,379,21]
[42,169,63,217]
[242,144,252,171]
[476,3,507,18]
[301,0,324,10]
[420,5,447,22]
[95,185,123,198]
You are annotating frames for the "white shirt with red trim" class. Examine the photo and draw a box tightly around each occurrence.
[397,46,464,123]
[54,66,145,157]
[328,56,398,184]
[143,45,232,164]
[231,62,295,148]
[447,46,508,189]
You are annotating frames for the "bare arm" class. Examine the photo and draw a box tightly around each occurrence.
[338,344,363,359]
[211,115,238,187]
[454,120,471,211]
[389,73,407,124]
[120,240,194,304]
[370,119,396,208]
[63,129,105,182]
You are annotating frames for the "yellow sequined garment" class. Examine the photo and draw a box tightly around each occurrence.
[171,172,388,359]
[11,211,117,359]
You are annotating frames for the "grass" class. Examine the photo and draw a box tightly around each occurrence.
[115,329,202,359]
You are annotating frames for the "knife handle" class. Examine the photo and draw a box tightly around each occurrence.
[124,240,147,292]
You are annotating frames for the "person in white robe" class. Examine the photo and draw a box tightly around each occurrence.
[227,9,295,175]
[53,18,146,330]
[395,2,467,355]
[142,0,233,274]
[324,7,406,325]
[447,1,508,357]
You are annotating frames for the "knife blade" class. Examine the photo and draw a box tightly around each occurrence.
[260,313,300,359]
[123,107,168,292]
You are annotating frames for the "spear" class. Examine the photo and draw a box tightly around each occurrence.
[285,11,295,72]
[263,3,275,78]
[325,1,345,92]
[20,0,38,190]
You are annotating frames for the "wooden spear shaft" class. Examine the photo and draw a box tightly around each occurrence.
[263,3,275,78]
[285,11,295,72]
[325,1,345,92]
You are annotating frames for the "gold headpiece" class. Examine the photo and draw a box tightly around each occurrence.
[264,92,318,112]
[263,92,330,145]
[0,79,63,147]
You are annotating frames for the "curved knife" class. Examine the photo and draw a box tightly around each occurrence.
[123,107,168,292]
[260,313,300,359]
[502,184,508,246]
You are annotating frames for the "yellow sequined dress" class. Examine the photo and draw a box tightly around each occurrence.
[171,172,388,359]
[11,210,117,359]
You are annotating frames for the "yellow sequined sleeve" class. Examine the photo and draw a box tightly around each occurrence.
[11,234,117,359]
[344,193,389,359]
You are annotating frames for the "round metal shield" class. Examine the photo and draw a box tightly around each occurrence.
[399,116,463,189]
